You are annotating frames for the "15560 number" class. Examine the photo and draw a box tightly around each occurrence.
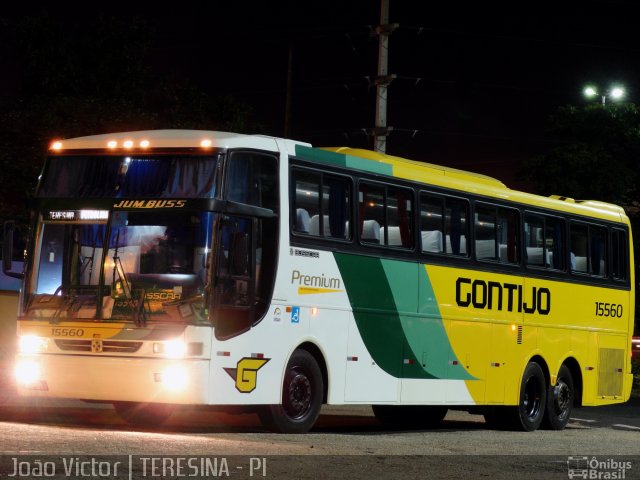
[594,302,623,318]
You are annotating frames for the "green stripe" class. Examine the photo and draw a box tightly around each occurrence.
[335,252,474,380]
[294,145,393,176]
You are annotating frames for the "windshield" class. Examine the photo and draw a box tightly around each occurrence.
[25,210,214,323]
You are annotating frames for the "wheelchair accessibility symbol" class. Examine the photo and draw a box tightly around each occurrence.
[291,306,300,324]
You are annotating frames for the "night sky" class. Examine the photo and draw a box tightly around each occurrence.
[4,1,640,189]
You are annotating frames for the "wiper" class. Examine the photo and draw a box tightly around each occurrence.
[113,255,148,327]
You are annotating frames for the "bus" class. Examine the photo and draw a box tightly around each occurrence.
[5,130,634,433]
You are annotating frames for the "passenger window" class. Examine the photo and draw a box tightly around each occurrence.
[359,182,413,248]
[475,204,519,264]
[570,223,607,277]
[611,229,627,281]
[420,193,468,256]
[291,169,351,240]
[524,214,564,270]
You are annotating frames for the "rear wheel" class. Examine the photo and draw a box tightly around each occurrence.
[372,405,448,428]
[542,365,574,430]
[258,349,323,433]
[506,362,547,431]
[113,402,175,426]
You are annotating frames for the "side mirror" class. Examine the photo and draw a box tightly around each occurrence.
[3,221,24,279]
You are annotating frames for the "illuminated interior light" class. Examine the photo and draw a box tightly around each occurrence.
[123,140,134,149]
[200,139,212,148]
[19,335,48,354]
[124,157,131,165]
[50,141,63,151]
[107,140,118,149]
[139,140,150,148]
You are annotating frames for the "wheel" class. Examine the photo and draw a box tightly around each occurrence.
[258,349,323,433]
[505,362,547,431]
[113,402,175,426]
[373,405,448,428]
[542,365,574,430]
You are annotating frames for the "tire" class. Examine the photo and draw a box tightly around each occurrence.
[258,349,323,433]
[542,365,574,430]
[506,362,547,431]
[113,402,175,426]
[373,405,448,429]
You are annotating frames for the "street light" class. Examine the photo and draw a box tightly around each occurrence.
[583,84,626,105]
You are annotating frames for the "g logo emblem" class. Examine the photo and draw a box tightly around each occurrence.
[224,357,270,393]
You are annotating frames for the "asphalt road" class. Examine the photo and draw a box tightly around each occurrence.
[0,393,637,479]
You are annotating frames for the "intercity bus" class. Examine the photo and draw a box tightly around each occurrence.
[5,130,634,433]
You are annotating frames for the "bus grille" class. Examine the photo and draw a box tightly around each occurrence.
[54,339,143,354]
[597,348,624,397]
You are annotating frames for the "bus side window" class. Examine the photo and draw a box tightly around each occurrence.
[612,229,627,281]
[292,169,351,240]
[475,204,519,264]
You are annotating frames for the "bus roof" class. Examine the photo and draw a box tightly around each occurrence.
[49,130,627,224]
[297,145,627,224]
[50,129,310,152]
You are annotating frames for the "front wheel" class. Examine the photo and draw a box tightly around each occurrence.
[542,365,574,430]
[258,349,323,433]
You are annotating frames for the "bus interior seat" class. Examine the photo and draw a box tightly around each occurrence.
[309,214,330,236]
[421,230,443,252]
[385,226,403,246]
[361,220,380,243]
[296,208,311,234]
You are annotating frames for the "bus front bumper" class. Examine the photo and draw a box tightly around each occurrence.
[14,354,210,405]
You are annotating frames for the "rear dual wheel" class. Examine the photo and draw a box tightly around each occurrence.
[484,362,547,431]
[542,365,574,430]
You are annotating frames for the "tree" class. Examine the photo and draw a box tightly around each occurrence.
[520,103,640,206]
[520,103,640,331]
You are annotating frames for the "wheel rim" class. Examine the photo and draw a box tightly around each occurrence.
[553,378,571,419]
[523,376,542,421]
[284,367,312,420]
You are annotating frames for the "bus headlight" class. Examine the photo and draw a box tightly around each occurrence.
[15,359,42,385]
[18,335,49,354]
[153,339,187,358]
[156,365,188,392]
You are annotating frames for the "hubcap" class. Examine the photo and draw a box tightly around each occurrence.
[285,369,312,419]
[553,379,571,417]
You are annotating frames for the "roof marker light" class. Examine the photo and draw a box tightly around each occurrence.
[200,139,212,148]
[139,140,150,148]
[51,141,63,151]
[123,140,134,149]
[107,140,118,149]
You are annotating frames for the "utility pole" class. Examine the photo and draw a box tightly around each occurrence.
[373,0,397,153]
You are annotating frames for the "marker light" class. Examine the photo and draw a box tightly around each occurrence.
[200,139,212,148]
[18,335,49,354]
[160,365,188,392]
[107,140,118,149]
[139,140,150,148]
[15,359,42,385]
[51,141,63,151]
[123,140,134,149]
